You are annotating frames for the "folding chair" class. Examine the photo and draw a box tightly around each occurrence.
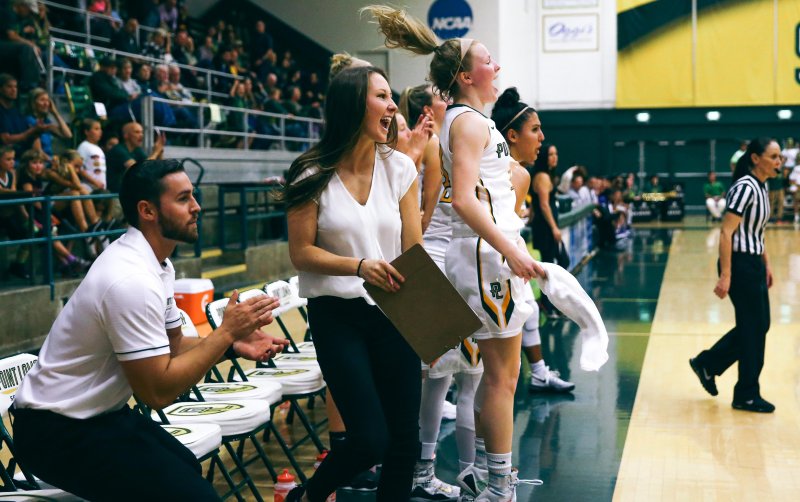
[205,294,327,482]
[0,354,83,500]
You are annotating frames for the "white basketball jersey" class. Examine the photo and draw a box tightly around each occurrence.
[440,105,522,237]
[422,158,453,242]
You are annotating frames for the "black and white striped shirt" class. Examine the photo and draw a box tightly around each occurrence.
[726,173,770,255]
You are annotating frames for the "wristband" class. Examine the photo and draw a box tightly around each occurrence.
[224,344,238,360]
[356,258,366,278]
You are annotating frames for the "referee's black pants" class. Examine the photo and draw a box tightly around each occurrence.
[305,296,421,502]
[11,405,220,501]
[697,253,771,401]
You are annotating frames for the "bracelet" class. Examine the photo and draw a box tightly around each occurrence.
[356,258,366,278]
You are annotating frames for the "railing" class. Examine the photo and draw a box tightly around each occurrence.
[42,0,161,46]
[48,37,244,102]
[0,193,124,299]
[216,184,287,251]
[141,96,323,152]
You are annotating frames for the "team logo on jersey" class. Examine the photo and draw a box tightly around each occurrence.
[167,403,243,416]
[490,282,504,299]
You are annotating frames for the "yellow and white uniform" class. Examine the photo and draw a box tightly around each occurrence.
[423,169,481,376]
[442,105,533,340]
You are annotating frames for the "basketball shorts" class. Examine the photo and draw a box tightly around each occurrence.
[445,235,533,340]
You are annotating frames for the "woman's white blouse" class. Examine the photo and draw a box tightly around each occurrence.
[298,149,417,302]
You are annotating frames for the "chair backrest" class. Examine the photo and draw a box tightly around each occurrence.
[0,354,38,404]
[178,308,199,338]
[205,297,230,330]
[264,280,306,316]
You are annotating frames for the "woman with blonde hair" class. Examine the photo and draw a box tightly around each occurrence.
[26,88,72,161]
[364,6,544,501]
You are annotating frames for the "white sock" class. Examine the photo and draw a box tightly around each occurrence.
[420,442,437,461]
[486,452,512,494]
[474,437,487,470]
[531,360,547,378]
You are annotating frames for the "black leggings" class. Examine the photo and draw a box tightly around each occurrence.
[697,253,771,401]
[306,296,421,502]
[11,405,220,501]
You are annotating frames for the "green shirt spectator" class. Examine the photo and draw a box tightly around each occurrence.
[703,181,725,198]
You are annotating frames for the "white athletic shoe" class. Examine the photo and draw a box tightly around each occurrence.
[473,470,518,502]
[529,367,575,393]
[411,460,460,501]
[441,399,457,421]
[456,465,488,502]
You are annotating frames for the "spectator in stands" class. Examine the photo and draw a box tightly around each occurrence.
[25,88,72,161]
[159,0,179,31]
[112,18,140,55]
[211,46,236,94]
[197,35,216,68]
[608,189,632,242]
[136,63,153,93]
[7,0,49,58]
[304,71,325,106]
[142,28,170,61]
[86,0,114,46]
[645,174,662,193]
[77,119,107,190]
[117,59,141,98]
[43,149,104,246]
[263,71,279,96]
[167,65,193,102]
[704,171,726,222]
[106,122,164,193]
[138,0,162,29]
[283,86,304,116]
[89,56,139,122]
[17,148,90,275]
[623,172,640,202]
[103,134,119,153]
[250,20,273,68]
[0,1,40,93]
[0,73,46,156]
[567,173,588,207]
[275,51,294,83]
[0,145,30,279]
[171,29,196,67]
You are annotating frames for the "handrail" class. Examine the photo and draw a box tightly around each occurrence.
[0,193,125,299]
[143,96,322,151]
[41,0,161,45]
[48,37,243,101]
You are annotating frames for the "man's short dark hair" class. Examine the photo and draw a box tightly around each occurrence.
[119,159,185,228]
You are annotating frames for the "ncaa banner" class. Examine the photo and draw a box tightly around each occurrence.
[428,0,473,39]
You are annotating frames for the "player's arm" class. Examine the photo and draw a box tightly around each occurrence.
[420,136,442,232]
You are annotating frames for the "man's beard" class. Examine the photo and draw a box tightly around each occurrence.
[159,214,198,244]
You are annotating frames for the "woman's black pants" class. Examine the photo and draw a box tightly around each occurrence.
[305,296,421,502]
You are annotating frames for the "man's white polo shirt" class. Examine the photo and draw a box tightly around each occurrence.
[15,227,181,419]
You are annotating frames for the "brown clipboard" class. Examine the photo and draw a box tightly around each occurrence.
[364,244,482,364]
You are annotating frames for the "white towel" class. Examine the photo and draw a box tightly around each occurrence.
[535,262,609,371]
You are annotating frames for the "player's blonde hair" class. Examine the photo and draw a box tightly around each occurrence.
[360,5,475,101]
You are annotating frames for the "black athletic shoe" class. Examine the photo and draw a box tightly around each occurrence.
[286,485,306,502]
[732,396,775,413]
[689,358,718,396]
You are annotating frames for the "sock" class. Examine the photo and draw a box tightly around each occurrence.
[65,255,77,264]
[474,437,487,470]
[329,431,346,451]
[420,441,437,461]
[486,452,512,494]
[531,360,547,378]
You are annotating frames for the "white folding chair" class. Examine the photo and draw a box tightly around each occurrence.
[0,354,83,500]
[204,294,327,482]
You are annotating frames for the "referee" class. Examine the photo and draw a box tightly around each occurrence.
[689,138,782,413]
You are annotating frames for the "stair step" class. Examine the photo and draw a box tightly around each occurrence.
[223,282,266,298]
[202,264,247,281]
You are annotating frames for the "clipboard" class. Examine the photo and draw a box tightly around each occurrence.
[364,244,482,364]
